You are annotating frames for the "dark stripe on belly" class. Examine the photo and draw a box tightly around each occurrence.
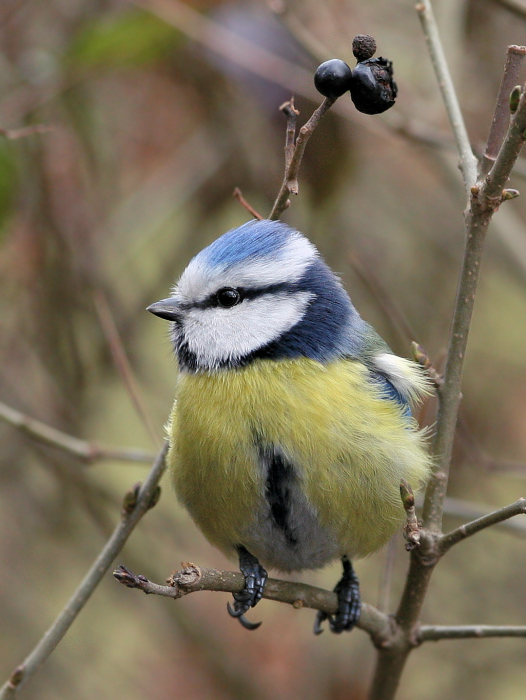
[259,444,298,547]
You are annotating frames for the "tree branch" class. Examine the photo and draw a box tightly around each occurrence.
[439,498,526,553]
[418,624,526,642]
[368,19,526,700]
[113,563,393,646]
[0,443,168,700]
[423,63,526,535]
[442,496,526,537]
[0,399,156,464]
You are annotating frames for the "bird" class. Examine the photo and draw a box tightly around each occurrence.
[147,218,431,634]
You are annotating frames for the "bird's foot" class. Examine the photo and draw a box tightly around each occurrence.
[227,546,267,630]
[314,555,361,635]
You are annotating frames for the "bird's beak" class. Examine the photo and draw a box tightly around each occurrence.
[146,297,181,322]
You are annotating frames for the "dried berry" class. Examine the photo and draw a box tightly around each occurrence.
[349,57,397,115]
[314,59,353,99]
[352,34,377,62]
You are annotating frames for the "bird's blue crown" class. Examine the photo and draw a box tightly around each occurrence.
[197,219,299,271]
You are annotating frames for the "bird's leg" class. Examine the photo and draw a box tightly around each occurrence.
[227,545,267,630]
[314,555,361,635]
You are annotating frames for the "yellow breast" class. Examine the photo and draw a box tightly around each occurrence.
[168,357,431,567]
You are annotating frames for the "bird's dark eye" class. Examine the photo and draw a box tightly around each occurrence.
[216,287,242,308]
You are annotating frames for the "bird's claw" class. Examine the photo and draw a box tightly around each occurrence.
[314,556,361,635]
[226,602,262,630]
[227,546,267,631]
[313,610,328,635]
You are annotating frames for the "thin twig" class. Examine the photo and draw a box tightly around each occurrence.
[441,496,526,537]
[0,443,168,700]
[439,498,526,553]
[418,624,526,642]
[0,399,155,464]
[480,45,526,176]
[93,291,160,447]
[232,188,263,220]
[282,97,300,170]
[285,97,335,195]
[0,124,53,140]
[113,562,393,646]
[415,1,479,192]
[269,96,335,220]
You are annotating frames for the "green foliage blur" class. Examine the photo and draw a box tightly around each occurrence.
[1,1,526,699]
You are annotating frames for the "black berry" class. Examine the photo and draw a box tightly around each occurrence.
[314,59,353,99]
[349,57,397,115]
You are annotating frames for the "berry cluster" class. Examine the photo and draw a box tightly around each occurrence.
[314,34,397,115]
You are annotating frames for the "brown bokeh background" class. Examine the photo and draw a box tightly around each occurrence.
[1,1,526,699]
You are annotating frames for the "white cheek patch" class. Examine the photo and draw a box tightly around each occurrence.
[183,292,314,367]
[176,234,317,303]
[372,352,431,403]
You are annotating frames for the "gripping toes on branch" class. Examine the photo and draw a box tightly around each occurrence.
[227,546,268,631]
[314,556,361,635]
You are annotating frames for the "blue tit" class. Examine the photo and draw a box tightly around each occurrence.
[148,219,431,634]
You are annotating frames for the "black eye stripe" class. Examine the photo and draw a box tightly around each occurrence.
[192,282,296,310]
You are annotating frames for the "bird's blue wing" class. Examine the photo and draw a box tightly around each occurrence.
[368,370,412,419]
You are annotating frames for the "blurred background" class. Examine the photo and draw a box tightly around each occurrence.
[1,0,526,698]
